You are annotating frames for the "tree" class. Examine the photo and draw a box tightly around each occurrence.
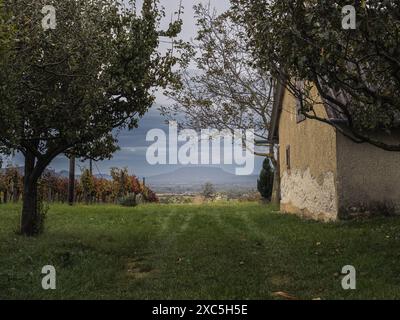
[0,0,182,236]
[0,0,12,60]
[257,158,274,201]
[0,0,15,165]
[201,182,216,200]
[68,156,75,205]
[163,3,280,202]
[0,166,23,203]
[80,168,95,205]
[111,167,130,200]
[232,0,400,151]
[164,4,273,147]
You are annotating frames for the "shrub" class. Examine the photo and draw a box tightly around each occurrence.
[142,187,159,203]
[257,158,274,200]
[201,182,216,200]
[340,201,397,220]
[370,201,396,217]
[119,194,138,207]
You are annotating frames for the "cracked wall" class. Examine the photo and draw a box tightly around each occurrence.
[278,87,400,221]
[281,169,337,221]
[279,88,339,221]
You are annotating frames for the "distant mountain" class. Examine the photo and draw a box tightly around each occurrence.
[1,166,256,188]
[57,170,70,178]
[0,166,25,175]
[0,167,112,180]
[147,167,257,187]
[1,166,58,176]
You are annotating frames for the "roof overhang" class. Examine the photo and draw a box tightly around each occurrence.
[268,79,286,144]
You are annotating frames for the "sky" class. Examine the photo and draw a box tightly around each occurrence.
[6,0,263,178]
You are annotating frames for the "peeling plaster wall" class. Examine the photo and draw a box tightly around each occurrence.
[281,169,337,221]
[278,87,400,220]
[279,89,339,221]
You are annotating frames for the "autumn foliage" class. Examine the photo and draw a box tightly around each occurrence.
[0,166,158,204]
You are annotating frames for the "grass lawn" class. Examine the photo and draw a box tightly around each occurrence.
[1,202,400,300]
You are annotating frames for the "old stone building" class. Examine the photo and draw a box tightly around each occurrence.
[269,82,400,221]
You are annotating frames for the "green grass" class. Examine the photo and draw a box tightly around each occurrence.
[1,202,400,300]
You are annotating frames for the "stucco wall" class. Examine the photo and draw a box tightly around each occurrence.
[336,132,400,216]
[279,90,339,221]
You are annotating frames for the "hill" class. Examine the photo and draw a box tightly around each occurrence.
[147,167,258,192]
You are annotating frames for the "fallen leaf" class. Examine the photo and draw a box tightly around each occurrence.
[272,291,299,300]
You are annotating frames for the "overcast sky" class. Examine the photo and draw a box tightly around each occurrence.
[7,0,263,178]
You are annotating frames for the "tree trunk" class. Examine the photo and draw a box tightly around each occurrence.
[20,154,40,236]
[12,173,19,203]
[89,159,93,176]
[68,156,75,206]
[271,147,281,206]
[89,159,93,204]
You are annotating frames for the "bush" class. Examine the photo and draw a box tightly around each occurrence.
[119,194,138,207]
[257,158,274,200]
[159,196,194,204]
[141,187,159,203]
[374,201,396,217]
[340,201,397,220]
[201,182,216,200]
